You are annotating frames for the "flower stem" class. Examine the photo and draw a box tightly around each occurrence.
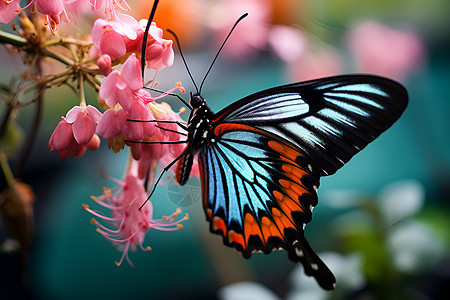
[0,153,15,187]
[39,48,74,66]
[83,73,101,93]
[79,72,86,108]
[44,38,93,48]
[0,30,28,47]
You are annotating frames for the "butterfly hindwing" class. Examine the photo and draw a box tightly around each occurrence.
[198,123,336,289]
[214,74,408,176]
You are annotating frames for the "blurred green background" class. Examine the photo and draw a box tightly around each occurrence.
[1,0,450,299]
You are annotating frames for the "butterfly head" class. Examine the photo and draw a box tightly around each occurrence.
[190,93,205,109]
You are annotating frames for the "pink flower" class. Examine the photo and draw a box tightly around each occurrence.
[134,20,174,70]
[49,105,102,159]
[133,102,199,180]
[83,166,188,266]
[36,0,64,23]
[98,53,185,160]
[96,108,127,140]
[99,53,143,109]
[0,0,21,24]
[96,108,127,153]
[91,15,140,61]
[49,117,100,160]
[122,90,157,142]
[347,21,425,80]
[96,93,158,157]
[15,0,71,30]
[66,105,102,144]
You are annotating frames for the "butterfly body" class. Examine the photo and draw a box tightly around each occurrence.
[176,94,215,185]
[175,75,408,290]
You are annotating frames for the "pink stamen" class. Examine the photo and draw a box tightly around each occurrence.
[115,241,132,267]
[93,218,126,235]
[83,205,122,222]
[99,226,140,243]
[90,195,125,210]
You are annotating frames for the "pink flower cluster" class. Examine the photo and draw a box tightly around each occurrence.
[83,167,188,266]
[90,16,174,75]
[44,16,191,265]
[49,52,184,179]
[48,13,179,172]
[96,53,185,179]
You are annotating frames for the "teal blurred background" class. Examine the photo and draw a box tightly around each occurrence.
[1,0,450,299]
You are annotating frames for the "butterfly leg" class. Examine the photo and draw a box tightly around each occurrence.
[126,119,189,131]
[139,146,191,209]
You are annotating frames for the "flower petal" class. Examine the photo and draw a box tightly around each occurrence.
[86,105,102,124]
[0,0,21,24]
[49,118,73,151]
[36,0,64,17]
[100,29,126,60]
[92,18,108,49]
[72,114,95,144]
[99,70,120,107]
[121,54,143,91]
[65,106,84,123]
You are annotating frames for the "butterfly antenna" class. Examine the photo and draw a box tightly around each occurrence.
[199,12,248,94]
[167,29,199,94]
[141,0,160,79]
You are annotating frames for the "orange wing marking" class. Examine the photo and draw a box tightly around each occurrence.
[206,208,213,219]
[282,164,307,183]
[227,230,245,248]
[260,216,283,241]
[268,140,302,163]
[224,210,298,252]
[273,190,304,216]
[271,207,295,230]
[279,179,308,198]
[212,216,227,235]
[243,213,262,245]
[214,123,261,136]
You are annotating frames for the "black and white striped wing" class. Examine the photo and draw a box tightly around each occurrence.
[212,74,408,176]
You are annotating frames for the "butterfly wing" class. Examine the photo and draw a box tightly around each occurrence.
[198,123,335,290]
[213,74,408,176]
[197,75,407,289]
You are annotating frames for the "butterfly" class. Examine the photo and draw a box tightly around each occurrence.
[139,13,408,290]
[171,74,408,290]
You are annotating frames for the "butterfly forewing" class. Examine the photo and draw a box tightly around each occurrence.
[213,75,408,176]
